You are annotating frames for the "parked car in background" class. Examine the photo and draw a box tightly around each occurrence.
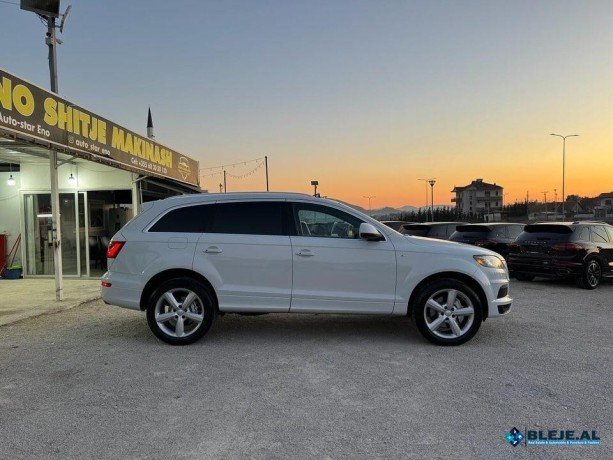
[400,222,466,240]
[101,193,512,346]
[380,220,409,231]
[449,223,525,260]
[508,221,613,289]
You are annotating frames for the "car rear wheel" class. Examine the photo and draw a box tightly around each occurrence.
[576,259,601,290]
[146,278,216,345]
[514,273,535,282]
[413,279,483,346]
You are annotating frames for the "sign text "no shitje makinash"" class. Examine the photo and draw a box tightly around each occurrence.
[0,68,199,186]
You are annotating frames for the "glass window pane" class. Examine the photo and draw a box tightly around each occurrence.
[210,202,284,235]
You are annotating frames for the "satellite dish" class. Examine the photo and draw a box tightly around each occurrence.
[59,5,72,34]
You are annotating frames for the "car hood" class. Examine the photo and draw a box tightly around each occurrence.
[395,235,501,258]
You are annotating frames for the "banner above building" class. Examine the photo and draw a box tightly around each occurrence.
[0,68,199,187]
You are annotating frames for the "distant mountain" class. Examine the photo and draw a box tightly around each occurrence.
[330,199,448,217]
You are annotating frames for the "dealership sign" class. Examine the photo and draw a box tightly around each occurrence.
[0,68,199,186]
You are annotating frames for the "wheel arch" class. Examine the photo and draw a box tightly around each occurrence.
[140,269,219,312]
[407,272,489,320]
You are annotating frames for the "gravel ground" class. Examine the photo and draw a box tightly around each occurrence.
[0,278,611,459]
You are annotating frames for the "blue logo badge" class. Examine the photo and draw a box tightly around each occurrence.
[505,427,525,447]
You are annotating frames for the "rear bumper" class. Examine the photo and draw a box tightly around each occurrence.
[100,271,144,310]
[508,257,583,278]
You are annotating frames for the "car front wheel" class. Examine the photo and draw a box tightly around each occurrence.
[146,278,216,345]
[413,279,483,346]
[576,259,601,290]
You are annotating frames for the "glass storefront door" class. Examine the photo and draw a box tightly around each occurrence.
[24,193,79,276]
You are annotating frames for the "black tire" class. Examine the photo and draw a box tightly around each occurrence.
[515,273,535,282]
[146,277,217,345]
[413,279,483,346]
[576,259,601,290]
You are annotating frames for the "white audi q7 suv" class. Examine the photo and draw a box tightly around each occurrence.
[101,193,512,346]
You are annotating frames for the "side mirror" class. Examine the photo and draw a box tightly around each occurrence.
[359,223,383,241]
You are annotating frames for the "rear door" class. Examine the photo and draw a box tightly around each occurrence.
[289,201,397,314]
[194,201,292,313]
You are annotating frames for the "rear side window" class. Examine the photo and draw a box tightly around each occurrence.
[572,226,590,242]
[149,204,213,233]
[591,226,609,243]
[209,202,285,235]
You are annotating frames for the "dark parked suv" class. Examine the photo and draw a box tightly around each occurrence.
[449,223,525,260]
[508,221,613,289]
[400,222,465,240]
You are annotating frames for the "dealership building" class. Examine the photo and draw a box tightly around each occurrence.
[0,68,201,280]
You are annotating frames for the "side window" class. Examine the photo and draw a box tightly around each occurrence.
[149,204,213,233]
[591,226,609,244]
[606,226,613,243]
[573,226,589,242]
[293,203,364,239]
[209,202,284,236]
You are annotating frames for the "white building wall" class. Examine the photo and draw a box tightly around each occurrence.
[0,171,21,266]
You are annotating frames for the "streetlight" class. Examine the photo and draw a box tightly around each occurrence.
[550,133,578,220]
[428,179,436,222]
[363,195,376,211]
[542,191,548,221]
[418,178,435,222]
[310,180,319,197]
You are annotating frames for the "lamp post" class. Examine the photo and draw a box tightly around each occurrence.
[418,178,435,222]
[311,180,319,197]
[550,133,578,220]
[363,195,376,212]
[542,191,548,221]
[428,179,436,222]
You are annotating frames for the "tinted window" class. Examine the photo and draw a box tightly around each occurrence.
[401,224,430,236]
[149,204,213,233]
[450,225,492,240]
[516,224,572,242]
[209,202,284,236]
[507,225,524,239]
[591,226,609,243]
[294,203,363,239]
[429,224,449,238]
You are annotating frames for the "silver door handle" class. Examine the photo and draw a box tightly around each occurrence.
[296,250,314,257]
[204,246,222,254]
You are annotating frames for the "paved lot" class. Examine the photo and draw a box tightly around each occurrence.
[0,278,611,459]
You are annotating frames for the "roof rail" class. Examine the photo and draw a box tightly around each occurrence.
[571,220,609,224]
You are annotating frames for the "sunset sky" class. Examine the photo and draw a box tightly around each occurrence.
[1,0,611,208]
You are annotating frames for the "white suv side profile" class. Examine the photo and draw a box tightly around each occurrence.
[101,192,512,346]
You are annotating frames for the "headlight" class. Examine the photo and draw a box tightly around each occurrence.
[473,255,506,269]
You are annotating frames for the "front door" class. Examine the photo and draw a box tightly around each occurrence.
[289,202,397,314]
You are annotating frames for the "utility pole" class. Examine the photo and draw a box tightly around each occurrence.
[542,191,548,221]
[264,156,269,191]
[363,195,376,211]
[428,179,436,222]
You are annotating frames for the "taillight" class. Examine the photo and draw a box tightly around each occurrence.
[552,242,582,252]
[106,241,125,258]
[475,239,496,247]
